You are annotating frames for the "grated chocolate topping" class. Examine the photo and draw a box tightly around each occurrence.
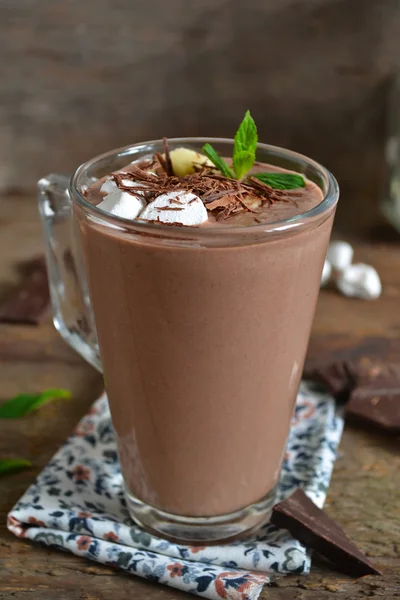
[111,160,300,221]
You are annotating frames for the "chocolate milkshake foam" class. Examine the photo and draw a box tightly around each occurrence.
[74,112,338,539]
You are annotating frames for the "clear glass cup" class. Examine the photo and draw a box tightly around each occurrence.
[38,138,339,543]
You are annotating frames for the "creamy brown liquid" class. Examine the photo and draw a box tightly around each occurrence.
[79,161,334,517]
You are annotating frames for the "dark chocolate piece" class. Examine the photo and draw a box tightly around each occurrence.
[271,489,382,577]
[307,359,400,433]
[346,387,400,433]
[356,360,400,388]
[306,361,358,401]
[0,258,50,325]
[162,137,174,176]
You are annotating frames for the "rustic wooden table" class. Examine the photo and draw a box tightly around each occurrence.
[0,196,399,599]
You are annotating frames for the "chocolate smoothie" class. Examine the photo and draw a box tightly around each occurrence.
[75,136,336,529]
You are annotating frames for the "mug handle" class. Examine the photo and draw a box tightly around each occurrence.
[38,174,101,372]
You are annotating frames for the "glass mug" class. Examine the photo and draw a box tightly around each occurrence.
[38,138,339,543]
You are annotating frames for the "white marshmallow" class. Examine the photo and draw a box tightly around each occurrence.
[97,189,146,220]
[336,263,382,300]
[139,191,208,226]
[327,241,354,271]
[100,179,118,195]
[321,260,332,287]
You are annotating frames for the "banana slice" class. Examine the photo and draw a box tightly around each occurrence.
[168,148,214,177]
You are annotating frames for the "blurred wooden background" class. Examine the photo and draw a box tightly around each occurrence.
[1,0,399,233]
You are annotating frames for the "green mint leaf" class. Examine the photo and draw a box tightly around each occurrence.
[0,458,32,476]
[233,110,258,179]
[202,143,234,178]
[233,150,255,180]
[252,172,305,190]
[0,388,71,418]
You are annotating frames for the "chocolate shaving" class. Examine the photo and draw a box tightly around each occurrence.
[203,189,238,203]
[124,165,159,182]
[247,177,275,204]
[163,137,174,176]
[157,206,184,211]
[154,152,168,174]
[111,174,142,196]
[206,197,236,211]
[237,192,262,213]
[216,202,245,221]
[247,177,299,207]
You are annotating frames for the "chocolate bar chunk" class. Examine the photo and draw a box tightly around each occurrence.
[356,360,400,388]
[306,361,357,400]
[346,387,400,433]
[0,258,50,325]
[271,489,382,577]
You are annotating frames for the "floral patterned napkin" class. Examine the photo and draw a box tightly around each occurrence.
[8,382,343,600]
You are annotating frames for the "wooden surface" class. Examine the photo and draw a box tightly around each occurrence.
[1,0,400,235]
[0,195,399,599]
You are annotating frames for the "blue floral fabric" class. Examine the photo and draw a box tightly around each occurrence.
[8,382,343,600]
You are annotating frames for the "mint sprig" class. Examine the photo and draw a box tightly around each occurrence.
[202,111,257,181]
[233,110,258,179]
[202,111,305,190]
[202,143,234,179]
[0,458,32,476]
[252,172,305,190]
[0,388,71,418]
